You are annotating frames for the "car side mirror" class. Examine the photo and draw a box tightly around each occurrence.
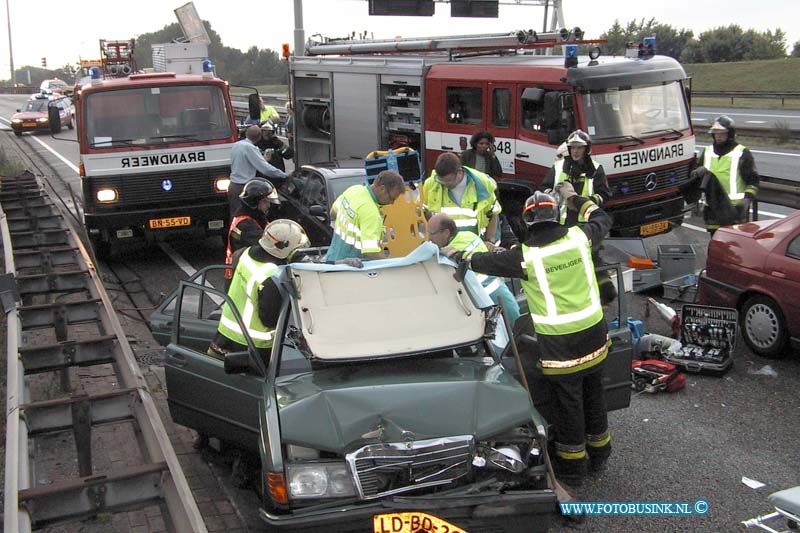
[224,351,256,375]
[15,108,20,112]
[309,205,328,219]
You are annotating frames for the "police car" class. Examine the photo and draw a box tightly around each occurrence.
[10,92,74,136]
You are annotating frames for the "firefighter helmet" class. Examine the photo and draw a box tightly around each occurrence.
[239,179,279,209]
[522,191,560,227]
[259,219,310,259]
[260,120,275,133]
[566,129,592,155]
[708,115,735,140]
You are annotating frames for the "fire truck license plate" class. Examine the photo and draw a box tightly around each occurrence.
[373,512,466,533]
[639,220,669,237]
[148,216,191,229]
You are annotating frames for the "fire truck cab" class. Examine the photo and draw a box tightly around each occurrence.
[76,70,237,257]
[290,32,695,237]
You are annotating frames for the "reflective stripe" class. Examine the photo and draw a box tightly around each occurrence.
[703,144,746,201]
[483,277,503,294]
[586,432,612,448]
[539,340,608,369]
[218,253,278,349]
[523,233,601,326]
[454,218,479,228]
[441,206,478,217]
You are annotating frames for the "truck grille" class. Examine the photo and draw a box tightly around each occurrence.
[609,162,692,197]
[346,436,474,500]
[88,166,228,208]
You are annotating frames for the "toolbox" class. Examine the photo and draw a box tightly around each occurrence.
[364,147,423,183]
[657,244,697,282]
[661,304,738,376]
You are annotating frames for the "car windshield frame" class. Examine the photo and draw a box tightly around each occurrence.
[83,84,234,148]
[580,81,690,141]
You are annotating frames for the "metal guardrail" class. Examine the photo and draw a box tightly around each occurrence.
[692,90,800,107]
[756,174,800,212]
[1,173,206,532]
[0,86,40,95]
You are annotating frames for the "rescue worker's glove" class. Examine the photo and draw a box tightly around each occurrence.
[334,258,364,268]
[555,181,577,208]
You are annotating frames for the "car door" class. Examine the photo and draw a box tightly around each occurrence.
[766,229,800,337]
[163,280,263,451]
[278,169,331,246]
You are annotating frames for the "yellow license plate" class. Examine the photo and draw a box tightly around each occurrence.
[639,220,669,237]
[148,216,191,229]
[373,512,466,533]
[22,122,36,127]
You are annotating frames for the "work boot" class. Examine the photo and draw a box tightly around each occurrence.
[554,456,588,487]
[588,441,612,476]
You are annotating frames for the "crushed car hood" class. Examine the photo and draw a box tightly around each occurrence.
[275,358,540,452]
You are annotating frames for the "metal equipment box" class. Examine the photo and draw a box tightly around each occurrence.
[657,244,696,282]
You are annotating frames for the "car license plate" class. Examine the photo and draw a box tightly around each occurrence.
[639,220,669,237]
[22,122,36,128]
[148,216,191,229]
[373,512,465,533]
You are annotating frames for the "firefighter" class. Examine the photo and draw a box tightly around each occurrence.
[224,179,280,282]
[444,189,613,485]
[542,130,615,304]
[257,120,293,172]
[542,129,611,225]
[229,125,288,214]
[326,170,405,262]
[423,152,501,244]
[690,116,759,234]
[460,131,503,180]
[427,212,520,325]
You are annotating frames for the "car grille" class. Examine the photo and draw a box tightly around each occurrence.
[346,435,474,500]
[88,166,227,207]
[609,162,692,197]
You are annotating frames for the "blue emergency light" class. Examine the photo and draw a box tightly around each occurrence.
[202,60,214,73]
[564,44,578,68]
[90,66,101,79]
[641,36,656,58]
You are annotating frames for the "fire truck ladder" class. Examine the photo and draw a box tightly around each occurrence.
[1,172,206,532]
[305,28,595,56]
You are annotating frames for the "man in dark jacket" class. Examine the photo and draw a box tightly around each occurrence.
[257,121,294,172]
[225,179,280,282]
[444,188,613,485]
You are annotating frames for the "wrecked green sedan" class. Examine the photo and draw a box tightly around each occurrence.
[153,244,631,532]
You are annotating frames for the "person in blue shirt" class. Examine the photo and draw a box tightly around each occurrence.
[228,125,288,214]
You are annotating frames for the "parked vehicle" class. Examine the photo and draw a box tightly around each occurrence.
[699,212,800,358]
[150,246,633,532]
[39,78,69,93]
[10,93,73,136]
[290,31,695,238]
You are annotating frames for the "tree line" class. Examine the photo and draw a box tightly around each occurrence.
[598,18,800,62]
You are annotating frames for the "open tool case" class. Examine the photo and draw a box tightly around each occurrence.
[661,304,737,376]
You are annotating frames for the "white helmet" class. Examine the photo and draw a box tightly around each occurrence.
[566,129,591,148]
[259,219,310,259]
[260,120,275,133]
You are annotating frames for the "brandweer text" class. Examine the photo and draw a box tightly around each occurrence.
[121,152,206,168]
[613,144,684,168]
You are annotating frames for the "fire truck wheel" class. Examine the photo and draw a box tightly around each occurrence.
[89,236,111,261]
[67,115,75,130]
[741,294,788,359]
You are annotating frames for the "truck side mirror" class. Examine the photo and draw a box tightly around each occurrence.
[224,351,257,375]
[248,93,261,121]
[543,92,561,131]
[48,104,62,134]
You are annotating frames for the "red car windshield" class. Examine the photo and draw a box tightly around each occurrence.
[24,100,49,113]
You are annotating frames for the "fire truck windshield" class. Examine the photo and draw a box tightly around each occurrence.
[83,84,233,147]
[581,81,689,142]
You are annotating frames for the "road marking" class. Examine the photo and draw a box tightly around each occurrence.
[0,117,80,173]
[693,111,800,119]
[159,242,224,304]
[683,223,707,233]
[745,120,768,124]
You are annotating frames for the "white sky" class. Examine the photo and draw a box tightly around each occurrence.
[0,0,798,77]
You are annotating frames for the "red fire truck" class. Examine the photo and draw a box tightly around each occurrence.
[75,46,237,257]
[289,30,695,237]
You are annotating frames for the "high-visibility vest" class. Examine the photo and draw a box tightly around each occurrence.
[552,158,598,224]
[703,144,747,203]
[520,227,605,375]
[217,251,278,349]
[225,215,264,279]
[448,231,503,295]
[330,185,383,255]
[423,166,501,236]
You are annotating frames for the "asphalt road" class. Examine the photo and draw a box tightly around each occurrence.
[692,106,800,130]
[1,94,799,532]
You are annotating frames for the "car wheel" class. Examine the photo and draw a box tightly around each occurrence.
[741,295,789,359]
[67,115,75,130]
[89,235,111,261]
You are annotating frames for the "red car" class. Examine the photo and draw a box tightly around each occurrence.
[10,93,74,136]
[699,212,800,358]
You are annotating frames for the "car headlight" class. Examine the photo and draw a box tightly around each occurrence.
[286,463,356,499]
[37,117,48,123]
[11,119,22,124]
[214,177,230,193]
[96,188,118,203]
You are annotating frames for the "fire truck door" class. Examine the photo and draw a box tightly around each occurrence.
[487,83,516,177]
